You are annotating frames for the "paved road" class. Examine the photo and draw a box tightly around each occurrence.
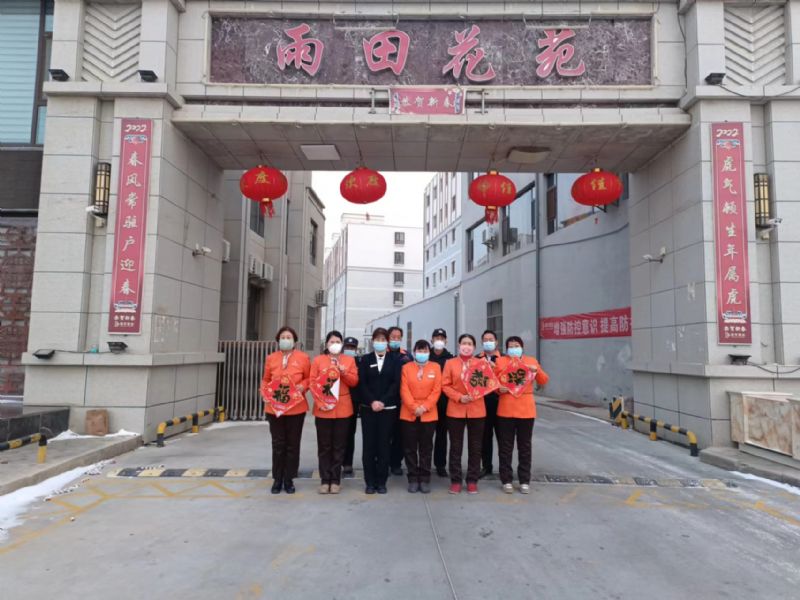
[2,405,799,599]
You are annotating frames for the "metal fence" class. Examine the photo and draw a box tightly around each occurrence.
[216,340,276,420]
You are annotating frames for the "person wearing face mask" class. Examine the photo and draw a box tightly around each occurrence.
[387,326,412,476]
[476,329,503,478]
[494,337,549,494]
[310,331,360,494]
[441,334,486,494]
[341,336,361,477]
[429,328,453,477]
[357,328,401,494]
[399,340,442,493]
[261,326,311,495]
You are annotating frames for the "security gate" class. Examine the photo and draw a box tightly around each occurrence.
[216,340,276,420]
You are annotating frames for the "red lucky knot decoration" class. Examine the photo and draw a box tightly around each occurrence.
[240,165,288,218]
[340,167,387,204]
[468,170,516,224]
[571,168,623,206]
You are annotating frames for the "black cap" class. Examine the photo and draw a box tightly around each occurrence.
[343,337,359,348]
[431,328,447,339]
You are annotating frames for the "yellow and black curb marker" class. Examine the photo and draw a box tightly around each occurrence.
[620,411,699,457]
[608,396,624,424]
[104,467,737,489]
[156,406,226,447]
[0,432,48,464]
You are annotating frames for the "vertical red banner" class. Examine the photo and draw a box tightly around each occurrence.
[711,122,751,345]
[108,118,152,334]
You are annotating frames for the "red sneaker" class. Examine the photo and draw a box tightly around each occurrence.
[449,482,462,494]
[467,482,478,494]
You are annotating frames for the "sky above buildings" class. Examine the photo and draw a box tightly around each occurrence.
[312,171,432,251]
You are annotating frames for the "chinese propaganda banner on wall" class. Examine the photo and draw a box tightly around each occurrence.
[539,307,632,340]
[711,122,752,345]
[108,118,151,334]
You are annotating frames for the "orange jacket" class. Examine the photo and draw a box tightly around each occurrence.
[400,361,442,422]
[310,353,359,419]
[442,357,487,419]
[261,350,311,416]
[495,355,549,419]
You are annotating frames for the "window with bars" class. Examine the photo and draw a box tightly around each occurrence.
[309,219,318,265]
[394,291,404,305]
[394,251,404,265]
[394,272,404,286]
[486,299,503,348]
[394,231,405,245]
[306,306,317,352]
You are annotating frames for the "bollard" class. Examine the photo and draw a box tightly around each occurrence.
[609,396,624,425]
[156,406,226,447]
[620,411,699,457]
[0,431,48,464]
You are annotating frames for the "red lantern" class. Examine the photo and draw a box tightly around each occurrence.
[468,171,517,224]
[240,165,288,218]
[340,167,387,204]
[571,168,623,207]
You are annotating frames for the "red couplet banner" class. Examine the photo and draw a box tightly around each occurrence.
[108,118,152,334]
[539,307,632,340]
[711,122,752,345]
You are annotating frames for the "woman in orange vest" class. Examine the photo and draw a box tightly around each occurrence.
[494,336,549,494]
[442,334,486,495]
[399,340,442,494]
[310,330,359,495]
[260,326,310,495]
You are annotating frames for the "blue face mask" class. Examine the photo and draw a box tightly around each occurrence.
[415,352,430,364]
[278,338,294,351]
[373,341,388,353]
[389,340,402,351]
[483,341,497,353]
[507,347,523,358]
[344,349,357,357]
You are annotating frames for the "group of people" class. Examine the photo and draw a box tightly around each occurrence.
[260,325,549,496]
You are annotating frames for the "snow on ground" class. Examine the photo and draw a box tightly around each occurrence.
[205,421,268,431]
[0,463,102,538]
[733,471,800,496]
[50,429,139,442]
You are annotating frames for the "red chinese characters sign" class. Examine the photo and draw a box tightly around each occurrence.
[712,123,751,345]
[109,118,151,334]
[539,307,632,340]
[390,88,464,115]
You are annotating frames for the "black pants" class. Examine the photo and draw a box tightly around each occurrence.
[482,393,499,470]
[496,417,535,485]
[361,407,395,487]
[390,411,404,470]
[402,420,436,483]
[315,417,350,485]
[448,417,485,484]
[343,412,358,467]
[266,413,305,481]
[433,395,449,470]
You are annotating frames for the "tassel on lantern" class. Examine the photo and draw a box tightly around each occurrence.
[485,207,499,224]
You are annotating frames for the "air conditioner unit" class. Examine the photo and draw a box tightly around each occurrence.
[221,239,231,263]
[261,262,274,282]
[247,255,258,275]
[481,228,496,248]
[315,289,327,306]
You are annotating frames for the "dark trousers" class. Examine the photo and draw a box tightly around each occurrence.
[266,413,305,481]
[448,417,485,483]
[315,417,350,485]
[496,417,535,485]
[361,408,395,487]
[433,396,449,470]
[390,412,404,470]
[344,412,358,467]
[402,420,436,483]
[482,393,499,470]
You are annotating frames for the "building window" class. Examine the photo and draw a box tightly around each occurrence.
[394,291,404,305]
[426,249,429,261]
[249,198,265,237]
[394,272,404,286]
[426,276,429,288]
[433,272,437,286]
[246,284,262,340]
[394,231,405,245]
[452,195,457,212]
[426,222,430,237]
[309,219,318,265]
[451,261,455,277]
[425,193,430,207]
[306,306,317,352]
[452,229,456,243]
[406,321,413,353]
[433,215,438,229]
[467,220,489,272]
[487,299,503,347]
[438,239,442,253]
[394,251,404,265]
[546,173,557,235]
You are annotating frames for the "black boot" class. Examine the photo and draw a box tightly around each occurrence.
[283,479,296,494]
[271,479,283,494]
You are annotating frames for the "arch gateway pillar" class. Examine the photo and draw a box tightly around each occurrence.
[23,0,800,446]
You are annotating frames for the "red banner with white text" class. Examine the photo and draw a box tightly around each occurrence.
[539,307,631,340]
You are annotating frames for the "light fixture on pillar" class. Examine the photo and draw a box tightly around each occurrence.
[93,162,111,216]
[754,173,772,228]
[728,354,751,366]
[138,69,158,82]
[33,349,56,360]
[108,341,128,354]
[48,68,69,81]
[704,72,725,85]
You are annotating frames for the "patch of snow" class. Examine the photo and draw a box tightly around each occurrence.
[204,421,268,431]
[50,429,139,442]
[566,411,609,425]
[732,471,800,496]
[0,463,102,538]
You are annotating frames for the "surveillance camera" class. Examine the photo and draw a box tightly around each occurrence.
[201,246,212,255]
[85,205,99,214]
[642,254,654,261]
[767,217,782,226]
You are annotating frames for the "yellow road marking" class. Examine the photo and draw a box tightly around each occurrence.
[624,490,643,506]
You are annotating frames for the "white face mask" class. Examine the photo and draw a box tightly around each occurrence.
[328,342,343,355]
[279,338,294,351]
[432,340,446,351]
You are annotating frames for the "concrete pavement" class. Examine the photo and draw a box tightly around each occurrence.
[1,406,798,599]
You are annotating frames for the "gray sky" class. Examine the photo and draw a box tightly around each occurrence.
[312,171,433,251]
